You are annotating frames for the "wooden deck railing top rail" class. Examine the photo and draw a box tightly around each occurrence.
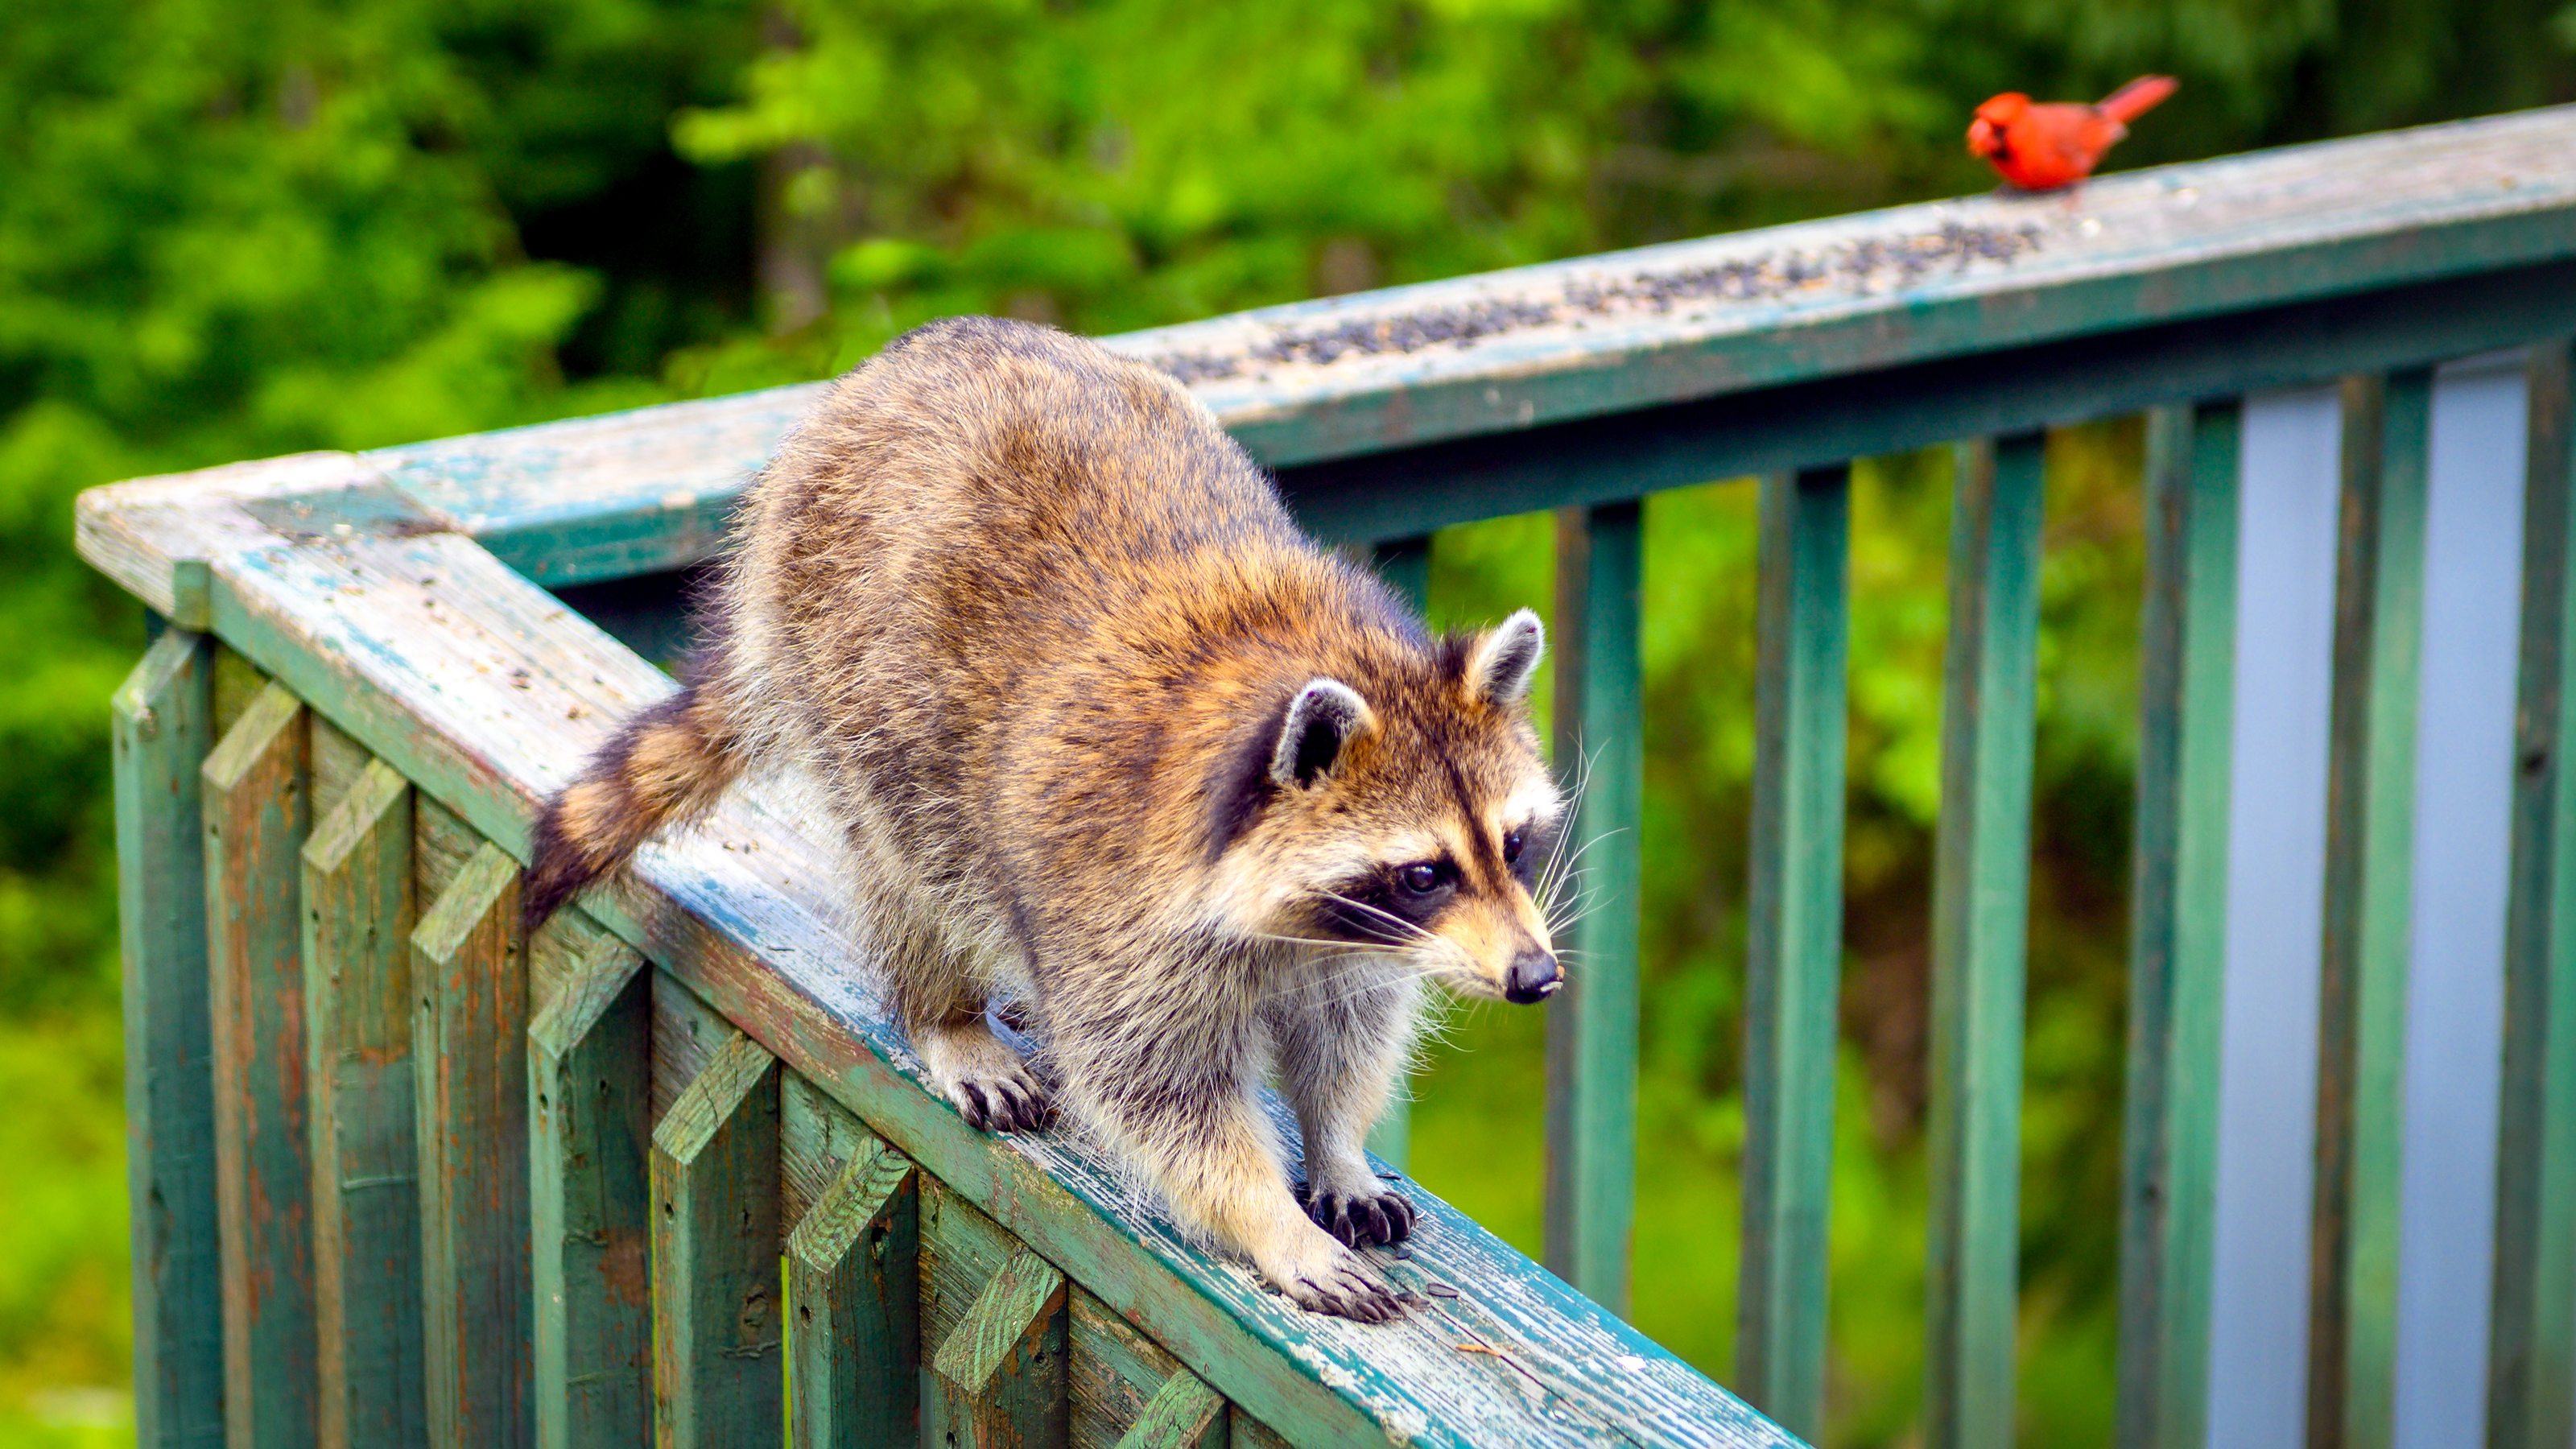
[330,104,2576,589]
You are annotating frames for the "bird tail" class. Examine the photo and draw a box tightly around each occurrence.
[522,670,746,934]
[2098,75,2178,125]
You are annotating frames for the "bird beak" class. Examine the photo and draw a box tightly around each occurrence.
[1967,118,2000,157]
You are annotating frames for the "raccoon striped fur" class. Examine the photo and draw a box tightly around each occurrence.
[523,316,1565,1321]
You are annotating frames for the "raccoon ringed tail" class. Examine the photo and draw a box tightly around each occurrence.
[522,683,743,933]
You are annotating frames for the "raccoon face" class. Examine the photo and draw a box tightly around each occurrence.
[1211,609,1566,1005]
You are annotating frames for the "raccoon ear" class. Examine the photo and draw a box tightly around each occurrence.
[1467,609,1546,704]
[1270,679,1373,789]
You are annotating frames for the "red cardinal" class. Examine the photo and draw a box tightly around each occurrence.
[1967,76,2178,191]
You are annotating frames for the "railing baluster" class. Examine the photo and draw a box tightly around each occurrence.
[2118,402,2242,1449]
[1113,1368,1228,1449]
[114,628,226,1449]
[930,1249,1070,1449]
[1546,501,1645,1316]
[1926,432,2045,1449]
[204,680,319,1449]
[2309,367,2432,1449]
[650,1026,782,1446]
[1368,533,1434,1174]
[529,925,650,1447]
[783,1078,920,1448]
[2489,336,2576,1449]
[303,758,426,1448]
[1736,464,1851,1437]
[412,841,533,1447]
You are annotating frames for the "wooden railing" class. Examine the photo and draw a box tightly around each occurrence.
[83,103,2576,1448]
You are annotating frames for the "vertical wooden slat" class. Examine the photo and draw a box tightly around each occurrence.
[2118,402,2242,1449]
[413,842,533,1449]
[529,927,650,1448]
[1545,499,1645,1315]
[930,1249,1070,1449]
[1366,532,1433,1174]
[1736,464,1851,1437]
[1112,1369,1227,1449]
[2309,367,2432,1449]
[1067,1285,1189,1449]
[302,758,426,1449]
[1925,431,2045,1449]
[650,1028,783,1447]
[114,628,226,1449]
[204,680,318,1449]
[785,1109,919,1449]
[2491,337,2576,1449]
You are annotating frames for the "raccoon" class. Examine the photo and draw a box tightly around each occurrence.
[523,316,1565,1321]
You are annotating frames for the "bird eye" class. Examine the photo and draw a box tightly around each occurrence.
[1398,861,1441,894]
[1502,828,1526,865]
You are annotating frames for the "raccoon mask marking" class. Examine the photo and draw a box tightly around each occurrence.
[522,316,1568,1323]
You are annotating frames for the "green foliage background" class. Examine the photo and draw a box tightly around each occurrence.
[0,0,2566,1441]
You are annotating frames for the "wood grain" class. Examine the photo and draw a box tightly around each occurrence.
[1737,464,1850,1440]
[2489,338,2576,1449]
[528,926,650,1449]
[2308,369,2432,1449]
[2116,403,2240,1449]
[412,841,532,1448]
[1925,434,2045,1449]
[931,1249,1070,1449]
[113,629,225,1449]
[204,680,318,1449]
[782,1080,919,1449]
[301,758,426,1449]
[650,1027,783,1447]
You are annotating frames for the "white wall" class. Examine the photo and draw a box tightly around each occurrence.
[2201,357,2533,1449]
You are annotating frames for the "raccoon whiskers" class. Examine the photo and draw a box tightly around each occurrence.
[1316,891,1443,947]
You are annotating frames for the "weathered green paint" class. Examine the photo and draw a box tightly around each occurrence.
[529,929,650,1449]
[1544,500,1643,1315]
[1365,533,1433,1174]
[1278,261,2576,549]
[2490,338,2576,1449]
[1925,433,2045,1449]
[1068,1286,1189,1449]
[2488,340,2576,1449]
[650,1028,782,1448]
[1114,1368,1228,1449]
[2309,368,2431,1449]
[785,1119,919,1448]
[1736,464,1850,1439]
[203,680,318,1449]
[2117,403,2240,1449]
[1228,1410,1292,1449]
[931,1249,1071,1449]
[113,629,225,1449]
[412,841,533,1448]
[321,109,2576,578]
[300,758,426,1449]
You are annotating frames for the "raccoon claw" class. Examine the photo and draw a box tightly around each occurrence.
[1307,1185,1415,1248]
[1279,1249,1408,1323]
[951,1074,1055,1134]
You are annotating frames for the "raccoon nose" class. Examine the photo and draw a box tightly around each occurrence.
[1504,950,1562,1005]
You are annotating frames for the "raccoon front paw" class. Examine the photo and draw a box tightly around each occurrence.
[1302,1183,1415,1248]
[947,1067,1055,1134]
[1267,1236,1410,1324]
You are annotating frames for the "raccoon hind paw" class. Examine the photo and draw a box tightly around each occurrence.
[1274,1241,1410,1323]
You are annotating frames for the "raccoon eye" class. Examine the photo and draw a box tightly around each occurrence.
[1502,828,1527,865]
[1397,861,1442,894]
